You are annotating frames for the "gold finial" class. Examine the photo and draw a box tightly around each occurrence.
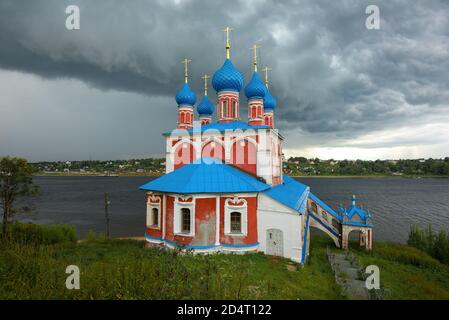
[250,44,261,72]
[262,66,272,88]
[181,58,191,83]
[201,74,210,96]
[223,26,233,59]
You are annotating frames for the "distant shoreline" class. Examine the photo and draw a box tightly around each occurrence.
[33,173,449,179]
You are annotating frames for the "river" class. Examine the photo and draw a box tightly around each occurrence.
[17,176,449,243]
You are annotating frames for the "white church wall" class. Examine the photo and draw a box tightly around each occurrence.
[257,193,303,263]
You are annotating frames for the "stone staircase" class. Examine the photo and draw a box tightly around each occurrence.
[327,248,371,300]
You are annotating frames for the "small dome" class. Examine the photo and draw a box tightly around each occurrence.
[197,95,214,116]
[244,72,267,99]
[264,89,277,110]
[175,83,196,106]
[212,59,244,93]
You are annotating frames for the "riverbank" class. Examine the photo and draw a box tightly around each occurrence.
[1,232,449,299]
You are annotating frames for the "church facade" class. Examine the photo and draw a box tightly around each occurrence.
[140,29,373,263]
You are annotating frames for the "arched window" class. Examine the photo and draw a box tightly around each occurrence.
[181,208,191,233]
[152,208,159,226]
[230,212,242,233]
[221,100,227,118]
[311,202,318,214]
[232,100,237,118]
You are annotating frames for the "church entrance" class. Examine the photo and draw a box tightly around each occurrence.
[266,228,283,257]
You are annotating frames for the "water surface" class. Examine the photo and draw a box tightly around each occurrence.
[19,176,449,243]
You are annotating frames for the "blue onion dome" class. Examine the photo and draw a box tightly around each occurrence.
[244,72,267,99]
[263,88,277,110]
[212,59,244,92]
[197,95,214,116]
[175,83,197,106]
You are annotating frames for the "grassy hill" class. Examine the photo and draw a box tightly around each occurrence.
[1,227,449,299]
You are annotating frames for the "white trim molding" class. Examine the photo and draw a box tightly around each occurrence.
[146,194,162,229]
[173,196,195,237]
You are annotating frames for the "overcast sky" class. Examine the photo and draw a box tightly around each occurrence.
[1,0,448,161]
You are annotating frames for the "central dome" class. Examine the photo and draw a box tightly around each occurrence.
[212,59,244,93]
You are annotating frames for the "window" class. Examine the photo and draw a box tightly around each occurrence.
[311,202,318,214]
[232,101,237,118]
[146,202,161,229]
[152,208,159,226]
[181,208,191,233]
[224,198,248,235]
[230,212,242,233]
[321,210,328,221]
[174,199,195,236]
[221,100,227,118]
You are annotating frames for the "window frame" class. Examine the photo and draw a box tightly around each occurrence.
[224,198,248,236]
[146,200,161,229]
[174,198,195,237]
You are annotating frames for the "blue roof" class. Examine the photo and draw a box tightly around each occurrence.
[197,95,214,116]
[212,59,244,93]
[139,157,270,194]
[244,72,267,99]
[339,205,373,221]
[175,83,196,106]
[264,88,277,110]
[162,121,270,135]
[309,192,342,221]
[264,176,310,214]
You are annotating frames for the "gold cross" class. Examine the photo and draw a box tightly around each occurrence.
[201,74,210,96]
[262,66,272,87]
[181,58,191,83]
[223,26,233,59]
[250,44,261,72]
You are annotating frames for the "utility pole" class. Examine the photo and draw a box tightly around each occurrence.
[104,192,110,238]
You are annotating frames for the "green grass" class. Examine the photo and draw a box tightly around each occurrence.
[0,234,342,300]
[2,230,449,299]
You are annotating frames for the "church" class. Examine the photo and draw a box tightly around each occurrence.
[140,28,373,263]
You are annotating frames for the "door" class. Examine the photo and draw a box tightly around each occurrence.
[266,228,283,257]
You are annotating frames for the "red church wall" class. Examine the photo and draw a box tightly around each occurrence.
[220,196,258,245]
[192,197,217,246]
[202,142,225,161]
[231,139,257,175]
[163,196,218,247]
[174,143,196,170]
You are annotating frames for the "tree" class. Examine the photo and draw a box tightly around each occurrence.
[0,157,39,238]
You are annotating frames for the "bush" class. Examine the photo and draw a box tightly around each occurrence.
[408,224,449,265]
[0,222,77,245]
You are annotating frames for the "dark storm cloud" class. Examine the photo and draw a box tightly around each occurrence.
[1,0,449,154]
